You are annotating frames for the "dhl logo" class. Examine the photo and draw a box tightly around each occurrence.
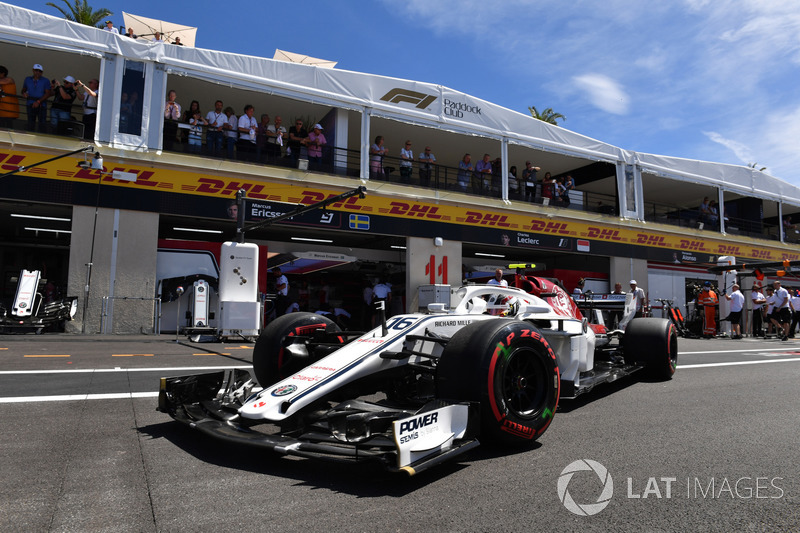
[587,227,622,241]
[679,239,708,251]
[636,234,666,246]
[717,245,741,255]
[387,202,442,219]
[465,211,511,227]
[529,220,570,234]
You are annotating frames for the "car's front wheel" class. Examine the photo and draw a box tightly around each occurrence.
[252,312,341,387]
[623,318,677,380]
[436,319,560,444]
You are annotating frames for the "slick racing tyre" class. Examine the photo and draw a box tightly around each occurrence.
[253,312,341,387]
[436,319,560,444]
[622,318,677,380]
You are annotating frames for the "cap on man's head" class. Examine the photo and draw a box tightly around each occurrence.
[63,75,75,83]
[313,123,323,130]
[33,63,43,71]
[629,279,637,285]
[703,281,711,287]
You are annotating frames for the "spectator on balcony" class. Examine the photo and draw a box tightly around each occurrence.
[266,115,286,163]
[154,32,164,43]
[541,172,555,204]
[370,135,388,179]
[237,104,258,161]
[173,36,184,46]
[418,146,436,187]
[102,20,118,34]
[287,119,308,166]
[698,196,716,228]
[75,78,98,140]
[476,154,493,192]
[205,100,226,157]
[256,114,271,162]
[223,106,238,159]
[307,123,326,171]
[187,110,207,153]
[0,66,19,128]
[21,64,51,133]
[124,27,137,39]
[181,100,201,144]
[50,75,77,131]
[399,140,413,183]
[521,161,540,202]
[163,89,181,151]
[457,153,473,192]
[508,165,520,198]
[563,174,575,205]
[554,176,567,206]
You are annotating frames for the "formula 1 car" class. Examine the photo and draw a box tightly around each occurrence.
[159,277,677,475]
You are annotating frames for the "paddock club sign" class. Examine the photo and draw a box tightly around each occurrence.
[1,148,797,263]
[379,88,482,118]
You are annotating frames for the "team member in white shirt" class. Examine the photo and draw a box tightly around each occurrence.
[723,283,745,339]
[205,100,227,157]
[751,284,766,337]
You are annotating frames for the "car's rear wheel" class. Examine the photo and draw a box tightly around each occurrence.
[253,312,341,387]
[623,318,677,380]
[436,319,560,443]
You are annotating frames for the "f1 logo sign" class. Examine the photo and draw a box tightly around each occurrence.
[425,255,448,284]
[380,88,437,110]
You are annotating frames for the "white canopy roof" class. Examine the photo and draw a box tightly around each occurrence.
[0,2,798,206]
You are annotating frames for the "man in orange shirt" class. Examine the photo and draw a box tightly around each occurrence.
[697,281,719,337]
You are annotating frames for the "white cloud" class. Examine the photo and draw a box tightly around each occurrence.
[703,131,754,165]
[572,74,630,115]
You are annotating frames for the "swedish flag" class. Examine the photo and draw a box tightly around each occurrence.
[349,214,370,230]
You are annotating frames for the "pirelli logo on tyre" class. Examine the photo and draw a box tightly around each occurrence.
[379,88,437,110]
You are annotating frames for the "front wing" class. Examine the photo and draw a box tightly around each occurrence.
[158,369,480,475]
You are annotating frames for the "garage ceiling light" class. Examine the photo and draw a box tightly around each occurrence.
[291,237,334,243]
[475,252,505,258]
[12,213,71,222]
[390,245,407,250]
[173,227,223,234]
[24,227,72,234]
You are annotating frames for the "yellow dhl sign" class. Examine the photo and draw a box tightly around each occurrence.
[1,148,797,262]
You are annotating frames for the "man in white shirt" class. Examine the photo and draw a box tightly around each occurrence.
[102,20,118,34]
[266,115,286,163]
[272,267,289,316]
[723,283,745,339]
[629,279,646,318]
[205,100,226,157]
[751,284,766,337]
[790,289,800,338]
[487,268,508,287]
[771,281,791,341]
[237,104,258,161]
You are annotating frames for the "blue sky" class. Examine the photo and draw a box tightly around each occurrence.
[22,0,800,184]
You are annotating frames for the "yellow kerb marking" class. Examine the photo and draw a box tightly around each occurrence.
[24,354,71,358]
[111,353,154,357]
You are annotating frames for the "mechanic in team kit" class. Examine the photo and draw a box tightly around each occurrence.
[723,283,744,339]
[488,268,508,287]
[751,283,766,338]
[697,281,719,338]
[629,279,646,318]
[771,280,791,341]
[272,267,289,316]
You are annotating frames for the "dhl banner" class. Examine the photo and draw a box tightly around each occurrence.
[1,148,798,263]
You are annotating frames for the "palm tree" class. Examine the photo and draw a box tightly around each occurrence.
[528,106,566,125]
[46,0,112,28]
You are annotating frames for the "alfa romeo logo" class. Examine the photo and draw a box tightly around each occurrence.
[557,459,614,516]
[271,384,297,397]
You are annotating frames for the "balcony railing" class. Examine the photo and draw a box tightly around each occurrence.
[0,97,788,243]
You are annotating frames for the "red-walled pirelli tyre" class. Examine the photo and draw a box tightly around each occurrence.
[622,318,678,380]
[253,312,341,387]
[436,319,560,444]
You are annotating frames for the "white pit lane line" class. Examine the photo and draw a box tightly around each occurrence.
[0,365,252,404]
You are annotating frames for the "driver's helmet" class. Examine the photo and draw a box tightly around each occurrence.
[500,296,520,316]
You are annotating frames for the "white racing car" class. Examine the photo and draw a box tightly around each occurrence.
[159,276,676,475]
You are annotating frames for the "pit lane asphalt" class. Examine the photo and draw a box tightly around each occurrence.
[0,333,798,532]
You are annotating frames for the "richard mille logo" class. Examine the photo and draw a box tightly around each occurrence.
[380,88,437,109]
